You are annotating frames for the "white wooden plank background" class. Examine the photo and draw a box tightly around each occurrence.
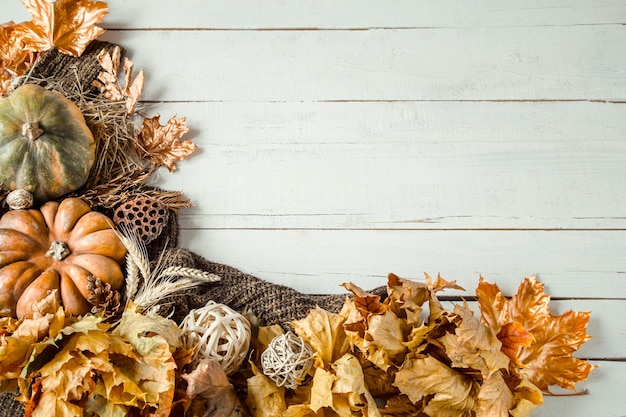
[6,1,626,415]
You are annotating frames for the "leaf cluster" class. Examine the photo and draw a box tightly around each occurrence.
[243,273,596,417]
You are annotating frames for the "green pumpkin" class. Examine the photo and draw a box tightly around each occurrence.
[0,84,95,203]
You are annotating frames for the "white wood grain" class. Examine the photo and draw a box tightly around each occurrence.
[99,26,626,102]
[6,1,626,29]
[154,100,626,230]
[177,229,626,299]
[4,1,624,414]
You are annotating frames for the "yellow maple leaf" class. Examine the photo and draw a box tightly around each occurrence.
[13,0,108,57]
[394,355,479,417]
[331,354,381,417]
[438,303,509,380]
[309,367,335,413]
[361,310,408,370]
[136,114,197,172]
[474,371,515,417]
[292,306,351,369]
[246,363,287,417]
[476,276,597,393]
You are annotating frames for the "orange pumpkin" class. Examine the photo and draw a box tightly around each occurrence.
[0,198,126,318]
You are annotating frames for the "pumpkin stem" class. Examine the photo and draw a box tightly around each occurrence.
[21,122,44,141]
[47,241,71,261]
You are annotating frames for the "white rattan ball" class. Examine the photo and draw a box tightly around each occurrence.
[181,301,251,375]
[261,331,314,389]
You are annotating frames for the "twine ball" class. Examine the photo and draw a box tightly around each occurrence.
[181,301,251,375]
[261,331,314,389]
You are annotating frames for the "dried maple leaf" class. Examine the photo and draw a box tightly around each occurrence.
[342,282,387,317]
[394,355,479,417]
[361,310,409,370]
[475,371,515,417]
[496,322,533,368]
[246,363,287,417]
[476,276,597,393]
[292,306,351,369]
[13,0,108,57]
[387,273,464,325]
[331,354,380,417]
[136,114,197,172]
[438,303,510,380]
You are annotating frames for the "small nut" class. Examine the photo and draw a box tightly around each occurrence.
[6,189,34,210]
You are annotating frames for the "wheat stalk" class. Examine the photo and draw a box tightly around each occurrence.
[115,225,221,312]
[124,252,140,301]
[159,266,220,282]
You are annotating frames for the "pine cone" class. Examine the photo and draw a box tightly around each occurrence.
[87,275,122,318]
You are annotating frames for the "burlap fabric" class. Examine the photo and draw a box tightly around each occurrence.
[0,41,387,415]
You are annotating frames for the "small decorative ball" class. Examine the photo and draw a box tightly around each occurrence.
[261,331,314,389]
[113,196,169,244]
[5,189,34,210]
[181,301,251,375]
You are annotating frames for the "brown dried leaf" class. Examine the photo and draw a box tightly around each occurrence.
[496,322,533,368]
[136,114,197,171]
[341,282,386,316]
[13,0,108,57]
[182,358,248,417]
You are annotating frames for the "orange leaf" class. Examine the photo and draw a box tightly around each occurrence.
[341,282,386,316]
[476,276,597,393]
[136,114,197,171]
[496,322,533,367]
[1,23,37,77]
[13,0,108,57]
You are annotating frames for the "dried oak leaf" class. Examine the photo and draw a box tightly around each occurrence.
[93,46,145,114]
[136,114,197,172]
[13,0,108,57]
[476,275,597,393]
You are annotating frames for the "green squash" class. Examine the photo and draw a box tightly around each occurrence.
[0,84,95,203]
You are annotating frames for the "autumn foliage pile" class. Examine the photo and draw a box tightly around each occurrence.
[0,1,597,416]
[242,274,596,417]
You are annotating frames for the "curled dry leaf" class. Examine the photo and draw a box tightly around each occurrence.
[12,0,108,57]
[136,113,197,172]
